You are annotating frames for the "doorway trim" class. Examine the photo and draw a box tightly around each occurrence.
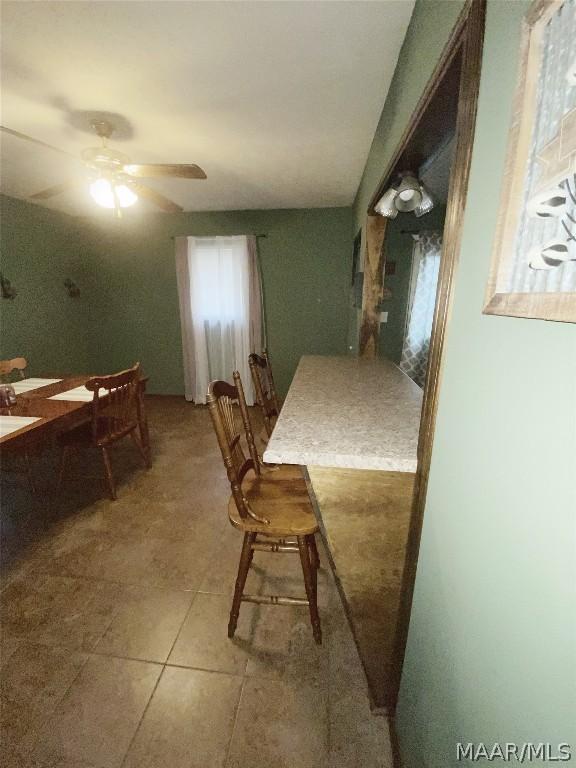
[360,0,487,719]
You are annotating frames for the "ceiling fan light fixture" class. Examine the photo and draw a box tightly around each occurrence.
[89,178,137,209]
[115,183,138,208]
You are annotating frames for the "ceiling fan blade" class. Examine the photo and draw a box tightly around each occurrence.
[132,183,183,213]
[30,180,78,200]
[1,126,76,158]
[123,163,207,180]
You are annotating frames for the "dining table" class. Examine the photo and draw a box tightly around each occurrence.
[0,375,150,460]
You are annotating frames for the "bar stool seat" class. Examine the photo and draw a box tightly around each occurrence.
[227,466,318,536]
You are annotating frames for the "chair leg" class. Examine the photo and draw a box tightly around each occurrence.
[308,534,320,571]
[130,430,149,469]
[306,535,319,622]
[298,535,322,645]
[56,446,70,494]
[24,450,36,495]
[137,395,152,469]
[228,532,255,638]
[100,447,117,501]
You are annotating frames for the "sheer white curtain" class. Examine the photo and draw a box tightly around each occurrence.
[175,235,263,404]
[399,232,442,388]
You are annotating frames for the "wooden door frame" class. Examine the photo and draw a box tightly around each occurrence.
[360,0,486,717]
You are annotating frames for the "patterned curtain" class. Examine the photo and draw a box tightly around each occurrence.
[399,232,442,388]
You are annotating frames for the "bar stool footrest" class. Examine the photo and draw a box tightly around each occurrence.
[241,594,309,606]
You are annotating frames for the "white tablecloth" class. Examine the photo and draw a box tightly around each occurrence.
[12,378,62,394]
[49,386,93,402]
[0,415,41,437]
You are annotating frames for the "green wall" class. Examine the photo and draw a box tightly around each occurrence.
[0,195,96,376]
[355,1,576,765]
[1,198,352,397]
[85,207,352,396]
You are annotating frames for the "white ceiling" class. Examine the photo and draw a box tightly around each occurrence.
[0,0,414,216]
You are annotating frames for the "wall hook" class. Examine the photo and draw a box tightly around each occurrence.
[64,278,80,298]
[0,273,17,300]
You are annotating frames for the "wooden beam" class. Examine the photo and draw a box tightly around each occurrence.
[359,214,387,357]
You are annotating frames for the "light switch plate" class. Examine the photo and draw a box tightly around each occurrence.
[380,311,389,323]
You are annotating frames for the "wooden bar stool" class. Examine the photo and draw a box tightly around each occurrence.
[248,351,280,441]
[207,371,322,644]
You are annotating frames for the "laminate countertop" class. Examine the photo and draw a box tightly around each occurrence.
[263,355,423,473]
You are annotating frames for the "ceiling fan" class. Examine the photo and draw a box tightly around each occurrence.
[0,119,206,214]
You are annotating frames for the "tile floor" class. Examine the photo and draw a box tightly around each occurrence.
[1,398,393,767]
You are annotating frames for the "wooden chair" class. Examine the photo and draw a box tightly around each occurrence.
[56,363,150,500]
[0,357,36,492]
[207,371,322,644]
[248,351,280,440]
[0,357,27,382]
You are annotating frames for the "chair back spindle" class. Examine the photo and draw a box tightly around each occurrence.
[85,363,141,446]
[248,351,280,438]
[207,375,261,519]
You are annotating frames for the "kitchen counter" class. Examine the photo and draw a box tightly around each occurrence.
[263,355,422,472]
[305,466,414,712]
[263,354,421,711]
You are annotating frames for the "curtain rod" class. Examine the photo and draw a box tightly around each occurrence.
[170,233,267,240]
[400,228,440,235]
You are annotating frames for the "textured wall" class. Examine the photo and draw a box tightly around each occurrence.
[84,207,353,396]
[0,195,97,376]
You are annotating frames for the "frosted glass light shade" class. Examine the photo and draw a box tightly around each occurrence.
[90,178,138,209]
[375,172,434,218]
[395,173,422,212]
[414,187,435,217]
[375,187,398,218]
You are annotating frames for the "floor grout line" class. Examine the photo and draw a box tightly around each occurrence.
[223,675,247,768]
[162,588,201,665]
[119,662,167,768]
[23,639,93,764]
[4,632,256,677]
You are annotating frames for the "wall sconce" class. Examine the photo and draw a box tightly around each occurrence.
[64,278,80,298]
[0,273,17,300]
